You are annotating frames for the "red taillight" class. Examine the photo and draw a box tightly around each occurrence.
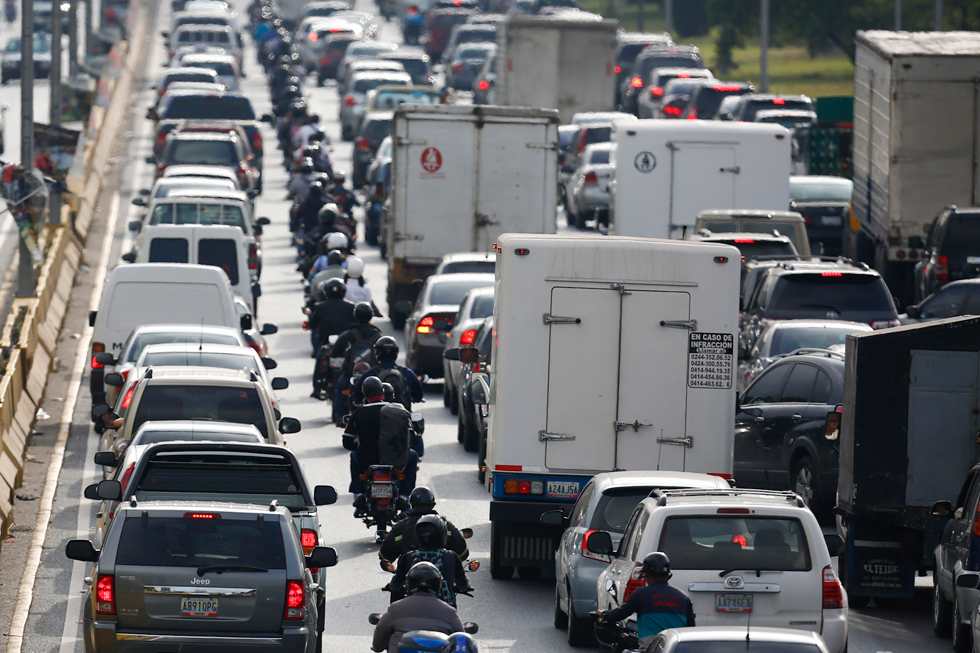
[614,65,621,74]
[120,385,135,410]
[624,564,644,601]
[157,163,168,176]
[713,84,741,91]
[936,254,949,282]
[184,512,220,519]
[460,329,477,345]
[91,343,105,369]
[301,528,317,555]
[357,137,370,151]
[630,77,643,88]
[717,508,751,514]
[120,462,135,491]
[732,534,747,546]
[284,581,305,619]
[678,73,691,78]
[582,530,612,562]
[408,5,417,12]
[237,163,249,187]
[96,575,115,614]
[120,369,130,382]
[584,171,598,185]
[870,319,900,330]
[156,130,167,148]
[373,469,393,482]
[452,62,463,72]
[821,271,842,277]
[772,97,786,105]
[686,111,697,120]
[822,565,843,609]
[159,87,166,98]
[250,131,263,153]
[417,316,435,334]
[248,339,262,354]
[248,243,258,270]
[733,238,755,244]
[309,32,318,41]
[663,106,682,116]
[477,80,489,91]
[650,86,663,97]
[344,94,356,107]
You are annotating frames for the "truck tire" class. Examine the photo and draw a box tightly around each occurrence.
[933,577,953,638]
[390,308,406,330]
[566,585,593,646]
[554,586,569,629]
[518,566,542,580]
[953,596,972,653]
[490,556,514,580]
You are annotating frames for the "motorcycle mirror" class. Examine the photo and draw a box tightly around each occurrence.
[383,561,395,573]
[463,623,479,635]
[368,613,382,625]
[460,528,473,539]
[411,411,423,421]
[467,559,480,572]
[328,334,339,345]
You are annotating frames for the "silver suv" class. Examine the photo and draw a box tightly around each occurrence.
[66,502,338,653]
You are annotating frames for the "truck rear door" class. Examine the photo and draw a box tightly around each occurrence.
[670,144,737,236]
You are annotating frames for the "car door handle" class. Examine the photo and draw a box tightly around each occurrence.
[791,414,803,422]
[753,416,765,422]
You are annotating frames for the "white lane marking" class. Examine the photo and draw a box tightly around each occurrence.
[5,191,121,653]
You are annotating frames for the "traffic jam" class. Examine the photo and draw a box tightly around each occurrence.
[10,0,980,651]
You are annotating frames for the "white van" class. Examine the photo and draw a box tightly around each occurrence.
[88,264,244,404]
[129,224,258,312]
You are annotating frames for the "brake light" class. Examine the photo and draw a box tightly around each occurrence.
[301,528,317,555]
[733,238,755,244]
[309,32,318,41]
[452,62,463,72]
[677,73,691,78]
[686,111,697,120]
[477,80,489,91]
[614,65,621,74]
[284,581,305,619]
[624,563,644,601]
[357,137,370,151]
[772,97,786,105]
[630,77,643,88]
[373,469,393,482]
[408,5,417,12]
[251,131,263,153]
[91,343,105,369]
[821,271,842,277]
[120,385,135,410]
[96,575,115,614]
[249,243,258,270]
[502,478,544,494]
[870,319,900,330]
[717,508,751,514]
[120,462,135,491]
[713,84,741,92]
[936,254,949,282]
[460,329,477,345]
[157,163,168,176]
[584,171,598,185]
[582,530,612,562]
[822,565,843,609]
[663,106,682,116]
[344,94,356,107]
[156,130,167,148]
[650,86,663,97]
[184,512,220,519]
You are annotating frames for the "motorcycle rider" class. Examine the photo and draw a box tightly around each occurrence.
[353,336,424,410]
[328,302,381,421]
[371,562,464,653]
[328,171,360,212]
[343,257,381,315]
[595,552,695,649]
[380,487,468,566]
[309,231,349,279]
[307,278,355,355]
[287,158,317,203]
[389,515,470,607]
[292,177,328,243]
[344,376,419,516]
[309,250,347,299]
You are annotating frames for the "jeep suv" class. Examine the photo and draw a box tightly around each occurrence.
[915,207,980,302]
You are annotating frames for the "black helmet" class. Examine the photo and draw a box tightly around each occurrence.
[317,203,339,225]
[324,277,346,299]
[382,382,395,402]
[409,486,436,511]
[442,633,479,653]
[362,375,384,399]
[327,249,344,267]
[353,302,373,324]
[415,514,446,549]
[405,561,443,595]
[641,551,671,578]
[297,157,314,174]
[308,178,325,196]
[374,335,399,360]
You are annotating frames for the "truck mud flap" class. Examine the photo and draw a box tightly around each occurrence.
[842,523,916,599]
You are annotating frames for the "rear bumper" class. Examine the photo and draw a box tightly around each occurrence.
[89,622,311,652]
[820,607,848,653]
[407,339,445,377]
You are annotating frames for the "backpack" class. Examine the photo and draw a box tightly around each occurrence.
[403,548,456,606]
[343,326,381,376]
[379,403,411,469]
[379,366,410,408]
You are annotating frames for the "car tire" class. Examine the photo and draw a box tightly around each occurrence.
[450,384,459,416]
[934,577,953,638]
[457,416,465,444]
[954,596,973,653]
[316,595,325,653]
[443,378,452,408]
[554,585,569,629]
[792,456,821,515]
[463,415,479,453]
[566,585,593,646]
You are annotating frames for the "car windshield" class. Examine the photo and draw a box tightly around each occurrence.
[790,179,852,202]
[140,351,259,374]
[588,149,611,165]
[659,516,811,571]
[469,294,494,319]
[768,326,863,357]
[126,332,241,362]
[164,72,218,86]
[189,60,236,76]
[674,643,821,653]
[703,220,804,253]
[116,516,287,568]
[713,238,797,259]
[457,29,495,44]
[428,277,494,306]
[769,274,894,312]
[167,140,237,165]
[6,35,50,53]
[176,29,231,44]
[591,488,654,532]
[149,203,246,229]
[373,90,439,107]
[163,96,255,120]
[132,385,268,438]
[617,42,658,67]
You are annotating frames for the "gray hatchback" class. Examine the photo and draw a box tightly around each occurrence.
[66,502,337,653]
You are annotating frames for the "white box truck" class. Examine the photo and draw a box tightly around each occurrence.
[484,233,740,578]
[386,105,559,329]
[610,120,792,239]
[495,15,618,123]
[848,31,980,302]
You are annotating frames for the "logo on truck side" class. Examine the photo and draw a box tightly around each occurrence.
[634,151,656,173]
[420,147,443,174]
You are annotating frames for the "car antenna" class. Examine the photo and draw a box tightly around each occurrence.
[745,599,752,647]
[655,429,664,471]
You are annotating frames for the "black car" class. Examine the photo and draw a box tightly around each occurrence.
[352,112,393,188]
[149,89,265,162]
[789,176,852,257]
[914,207,980,302]
[731,93,813,122]
[612,32,672,105]
[380,48,433,85]
[618,45,703,115]
[455,316,492,454]
[734,351,844,515]
[902,279,980,325]
[681,80,753,120]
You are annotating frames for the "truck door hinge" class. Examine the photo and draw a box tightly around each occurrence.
[615,420,652,432]
[396,137,427,146]
[658,435,694,448]
[539,430,575,441]
[527,142,557,150]
[719,166,741,174]
[475,212,500,228]
[660,319,697,330]
[610,282,632,295]
[543,314,581,325]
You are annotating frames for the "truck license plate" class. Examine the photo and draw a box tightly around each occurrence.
[715,594,752,612]
[180,597,219,616]
[546,481,580,499]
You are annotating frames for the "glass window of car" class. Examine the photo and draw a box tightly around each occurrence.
[470,294,494,319]
[659,516,811,571]
[148,236,190,263]
[163,95,256,120]
[456,44,493,61]
[769,273,894,312]
[962,287,980,315]
[628,509,651,561]
[739,97,812,122]
[768,325,863,357]
[168,139,237,166]
[811,369,834,405]
[476,321,493,360]
[917,284,971,319]
[198,238,239,285]
[790,178,852,202]
[588,149,611,165]
[353,77,408,93]
[939,213,980,260]
[778,363,817,403]
[743,363,791,405]
[590,487,656,533]
[617,509,642,557]
[361,118,392,145]
[427,277,494,306]
[674,642,822,653]
[134,427,261,445]
[738,221,803,253]
[715,237,796,259]
[956,472,980,512]
[688,85,751,119]
[141,351,259,376]
[964,473,980,519]
[568,482,595,528]
[133,385,268,438]
[125,332,242,363]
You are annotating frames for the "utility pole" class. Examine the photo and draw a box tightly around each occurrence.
[18,0,35,296]
[664,0,673,34]
[637,0,643,33]
[759,0,769,92]
[68,0,79,76]
[85,0,93,57]
[935,0,943,30]
[50,0,63,226]
[895,0,902,30]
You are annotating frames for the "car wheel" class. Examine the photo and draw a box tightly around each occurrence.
[490,553,513,580]
[316,595,325,653]
[566,585,593,646]
[954,596,973,653]
[450,384,459,416]
[793,456,821,514]
[443,378,452,408]
[554,585,568,629]
[934,577,953,638]
[456,415,465,443]
[463,415,479,453]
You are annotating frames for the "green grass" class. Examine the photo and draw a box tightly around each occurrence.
[580,0,855,97]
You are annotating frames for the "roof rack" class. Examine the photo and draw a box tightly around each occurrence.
[779,348,846,361]
[650,487,805,508]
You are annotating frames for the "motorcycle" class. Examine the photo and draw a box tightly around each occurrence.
[593,614,642,653]
[367,614,479,652]
[402,7,424,45]
[381,553,480,605]
[361,464,404,543]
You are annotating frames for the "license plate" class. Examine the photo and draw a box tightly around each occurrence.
[546,481,580,499]
[821,216,842,226]
[180,597,219,616]
[370,484,395,499]
[968,257,980,265]
[715,594,752,612]
[329,357,345,370]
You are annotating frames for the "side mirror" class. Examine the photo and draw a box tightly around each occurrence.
[463,623,479,635]
[368,613,382,625]
[91,403,111,423]
[271,377,289,390]
[586,530,614,556]
[145,108,158,121]
[128,220,142,232]
[469,376,490,406]
[460,528,473,539]
[957,573,980,589]
[88,310,97,327]
[394,300,413,316]
[138,188,151,196]
[240,314,253,330]
[261,357,277,370]
[160,30,169,38]
[933,500,953,517]
[823,534,844,557]
[131,197,147,207]
[65,539,99,562]
[306,546,338,569]
[145,155,156,164]
[443,348,461,361]
[906,305,920,318]
[93,451,118,467]
[279,417,302,434]
[96,480,123,502]
[121,252,136,264]
[260,323,278,335]
[257,217,271,226]
[824,409,841,441]
[253,224,263,237]
[314,485,338,506]
[83,483,101,500]
[94,352,117,365]
[458,347,478,364]
[103,373,125,387]
[540,509,566,526]
[467,559,481,572]
[261,113,275,123]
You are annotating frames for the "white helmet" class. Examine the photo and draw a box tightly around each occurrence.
[346,256,364,279]
[326,231,348,251]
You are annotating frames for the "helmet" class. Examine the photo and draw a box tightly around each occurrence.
[324,277,347,299]
[326,231,348,251]
[382,382,395,402]
[414,514,446,549]
[327,250,344,267]
[641,551,671,579]
[317,203,339,225]
[362,376,384,399]
[297,158,314,174]
[405,561,443,596]
[442,633,479,653]
[346,257,364,279]
[332,171,346,185]
[374,335,399,361]
[409,486,436,511]
[308,179,325,196]
[353,302,373,324]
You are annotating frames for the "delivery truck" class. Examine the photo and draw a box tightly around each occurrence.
[484,233,740,579]
[837,315,980,603]
[848,31,980,303]
[386,105,559,329]
[610,120,791,239]
[495,15,618,123]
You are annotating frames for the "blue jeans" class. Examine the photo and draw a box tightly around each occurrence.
[349,449,418,496]
[333,374,349,422]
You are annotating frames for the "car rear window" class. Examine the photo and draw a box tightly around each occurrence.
[190,60,236,76]
[674,643,821,653]
[106,283,226,331]
[582,126,611,146]
[164,71,218,87]
[198,238,239,285]
[658,516,811,571]
[716,238,796,259]
[132,385,268,438]
[741,98,812,121]
[353,77,407,93]
[441,261,495,274]
[768,326,862,357]
[135,428,260,444]
[589,149,611,165]
[116,516,287,568]
[638,53,703,79]
[617,42,653,66]
[469,294,494,319]
[126,332,241,363]
[163,96,256,120]
[176,29,231,44]
[327,40,353,54]
[703,220,804,254]
[790,179,852,202]
[394,58,428,78]
[362,118,392,144]
[769,274,894,312]
[940,214,980,259]
[591,488,653,532]
[141,351,259,375]
[689,85,751,118]
[150,203,246,229]
[148,237,189,263]
[168,140,237,166]
[429,278,494,306]
[457,29,495,44]
[373,90,439,109]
